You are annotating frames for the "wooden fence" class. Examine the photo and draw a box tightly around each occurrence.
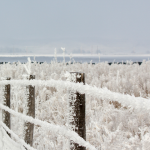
[2,72,86,150]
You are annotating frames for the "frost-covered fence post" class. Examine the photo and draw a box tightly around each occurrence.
[3,77,11,136]
[69,72,86,150]
[24,75,35,146]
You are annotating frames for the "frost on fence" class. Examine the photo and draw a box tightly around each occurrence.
[0,122,35,150]
[0,126,26,150]
[3,78,11,136]
[0,77,11,136]
[68,72,86,150]
[24,75,35,146]
[0,104,97,150]
[68,73,77,149]
[0,85,5,122]
[1,79,150,112]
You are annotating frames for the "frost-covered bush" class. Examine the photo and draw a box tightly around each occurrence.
[0,59,150,149]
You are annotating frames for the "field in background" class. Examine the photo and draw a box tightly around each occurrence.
[0,59,150,149]
[0,54,150,63]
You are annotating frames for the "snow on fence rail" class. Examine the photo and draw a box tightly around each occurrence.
[0,122,35,150]
[1,79,150,113]
[0,104,96,150]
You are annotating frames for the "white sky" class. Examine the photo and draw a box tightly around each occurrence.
[0,0,150,54]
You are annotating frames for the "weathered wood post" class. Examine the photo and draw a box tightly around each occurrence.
[3,77,11,136]
[24,75,35,146]
[69,72,86,150]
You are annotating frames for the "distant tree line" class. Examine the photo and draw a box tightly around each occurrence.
[0,47,28,53]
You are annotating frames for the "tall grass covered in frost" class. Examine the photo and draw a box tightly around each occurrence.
[0,59,150,149]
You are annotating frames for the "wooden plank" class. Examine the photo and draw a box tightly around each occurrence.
[69,72,86,150]
[24,75,35,146]
[3,77,11,136]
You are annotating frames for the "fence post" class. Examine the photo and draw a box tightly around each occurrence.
[24,75,35,146]
[3,77,11,136]
[69,72,86,150]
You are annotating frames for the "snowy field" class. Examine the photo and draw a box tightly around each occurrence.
[0,58,150,150]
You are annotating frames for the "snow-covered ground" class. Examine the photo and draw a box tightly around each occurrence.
[0,58,150,149]
[0,126,26,150]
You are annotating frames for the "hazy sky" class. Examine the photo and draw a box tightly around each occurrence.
[0,0,150,54]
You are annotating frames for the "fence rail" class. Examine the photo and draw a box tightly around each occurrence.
[0,122,35,150]
[0,102,96,150]
[0,79,149,112]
